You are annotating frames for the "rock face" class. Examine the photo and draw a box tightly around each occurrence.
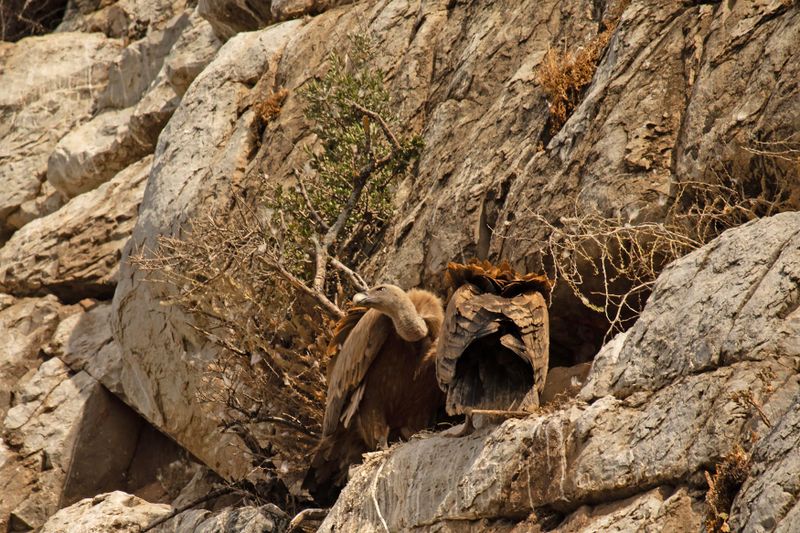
[106,0,800,490]
[0,32,120,238]
[320,213,800,531]
[0,156,152,301]
[111,20,304,479]
[0,0,799,530]
[39,491,171,533]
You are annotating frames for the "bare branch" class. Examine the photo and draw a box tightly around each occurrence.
[348,100,402,152]
[331,256,369,292]
[295,169,329,231]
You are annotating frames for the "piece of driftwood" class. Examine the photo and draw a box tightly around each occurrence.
[436,261,551,415]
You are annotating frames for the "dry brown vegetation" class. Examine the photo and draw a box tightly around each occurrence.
[255,88,289,126]
[534,137,800,337]
[704,445,751,533]
[537,4,626,137]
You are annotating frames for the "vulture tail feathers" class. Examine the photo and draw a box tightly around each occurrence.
[445,259,552,299]
[303,427,368,506]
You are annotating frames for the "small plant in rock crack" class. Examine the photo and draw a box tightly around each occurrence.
[704,445,751,533]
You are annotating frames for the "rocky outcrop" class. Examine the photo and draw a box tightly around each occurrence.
[0,32,121,238]
[0,0,798,530]
[112,20,303,479]
[39,491,171,533]
[108,0,800,488]
[0,156,152,301]
[320,213,800,531]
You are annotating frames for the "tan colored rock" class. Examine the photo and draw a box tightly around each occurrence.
[5,181,65,232]
[197,0,272,40]
[270,0,355,21]
[39,491,171,533]
[549,487,703,533]
[58,0,190,38]
[95,10,193,111]
[582,212,800,401]
[0,155,152,301]
[46,301,126,399]
[0,32,121,237]
[1,359,99,530]
[112,20,302,480]
[47,107,150,197]
[0,295,72,420]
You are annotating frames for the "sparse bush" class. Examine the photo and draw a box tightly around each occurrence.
[132,33,422,505]
[533,137,800,337]
[537,4,627,137]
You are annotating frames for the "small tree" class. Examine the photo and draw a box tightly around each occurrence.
[266,33,422,316]
[133,33,422,505]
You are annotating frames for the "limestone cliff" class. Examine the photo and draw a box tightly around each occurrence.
[0,0,798,531]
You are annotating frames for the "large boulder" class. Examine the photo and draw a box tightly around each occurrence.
[0,156,152,301]
[319,212,800,531]
[0,32,121,238]
[39,491,171,533]
[112,20,303,479]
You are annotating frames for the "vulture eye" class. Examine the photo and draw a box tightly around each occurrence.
[376,287,385,292]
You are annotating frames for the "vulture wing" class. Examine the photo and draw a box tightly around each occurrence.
[436,282,549,414]
[322,309,391,436]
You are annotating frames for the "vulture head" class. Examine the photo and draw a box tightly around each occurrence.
[352,284,429,341]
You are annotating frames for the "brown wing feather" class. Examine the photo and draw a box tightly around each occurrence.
[322,309,391,436]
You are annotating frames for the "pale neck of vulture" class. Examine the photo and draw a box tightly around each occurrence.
[387,296,428,342]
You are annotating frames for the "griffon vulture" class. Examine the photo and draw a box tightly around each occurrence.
[435,261,551,427]
[304,284,445,504]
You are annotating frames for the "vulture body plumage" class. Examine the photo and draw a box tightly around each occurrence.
[436,261,551,417]
[304,285,445,504]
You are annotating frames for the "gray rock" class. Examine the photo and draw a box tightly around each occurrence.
[112,20,303,480]
[197,0,272,40]
[0,295,71,420]
[46,301,126,399]
[95,10,193,111]
[0,156,152,301]
[0,32,121,238]
[270,0,355,21]
[731,393,800,532]
[1,359,100,530]
[582,212,800,400]
[39,491,170,533]
[47,107,150,198]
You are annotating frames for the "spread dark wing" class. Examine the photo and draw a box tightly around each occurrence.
[323,309,391,436]
[435,284,550,410]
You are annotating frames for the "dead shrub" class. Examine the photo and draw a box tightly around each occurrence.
[532,137,799,337]
[704,445,751,533]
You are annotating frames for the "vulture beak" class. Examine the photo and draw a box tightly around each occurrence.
[353,292,369,305]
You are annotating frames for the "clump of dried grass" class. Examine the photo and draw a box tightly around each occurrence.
[704,445,751,533]
[255,88,289,126]
[537,4,627,137]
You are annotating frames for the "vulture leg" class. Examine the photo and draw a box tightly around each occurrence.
[442,412,475,438]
